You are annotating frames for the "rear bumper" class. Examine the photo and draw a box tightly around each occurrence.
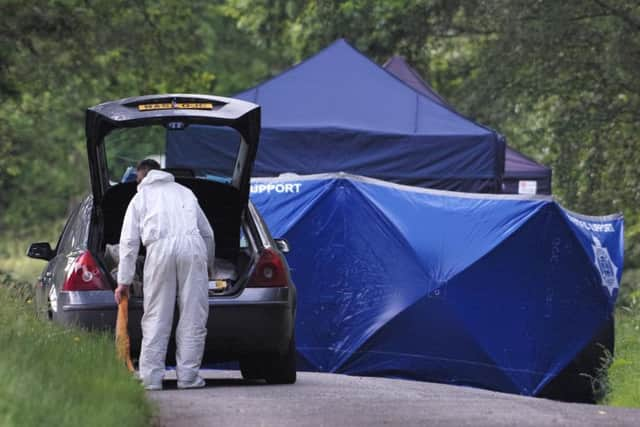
[54,287,295,360]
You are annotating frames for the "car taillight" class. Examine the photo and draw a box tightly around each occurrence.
[63,251,109,291]
[248,248,288,288]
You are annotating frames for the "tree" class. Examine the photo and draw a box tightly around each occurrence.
[457,0,640,267]
[0,0,268,235]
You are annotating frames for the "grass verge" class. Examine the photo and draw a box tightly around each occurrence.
[0,270,152,427]
[604,309,640,407]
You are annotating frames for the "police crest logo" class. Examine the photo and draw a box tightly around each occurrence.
[592,236,618,296]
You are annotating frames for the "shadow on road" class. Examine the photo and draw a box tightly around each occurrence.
[161,378,266,390]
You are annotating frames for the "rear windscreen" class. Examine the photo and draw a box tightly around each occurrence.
[104,124,243,185]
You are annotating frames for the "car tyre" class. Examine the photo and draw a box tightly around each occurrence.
[264,336,297,384]
[240,358,263,380]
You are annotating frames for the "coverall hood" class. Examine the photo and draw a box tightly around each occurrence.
[138,170,174,189]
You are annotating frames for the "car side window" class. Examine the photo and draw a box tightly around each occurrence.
[56,198,91,255]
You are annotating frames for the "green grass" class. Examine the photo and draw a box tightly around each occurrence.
[0,230,58,283]
[602,268,640,408]
[0,270,152,427]
[604,309,640,407]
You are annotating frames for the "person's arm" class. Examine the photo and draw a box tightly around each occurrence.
[115,197,141,303]
[196,205,215,277]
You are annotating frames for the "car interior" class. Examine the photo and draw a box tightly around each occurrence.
[99,171,256,296]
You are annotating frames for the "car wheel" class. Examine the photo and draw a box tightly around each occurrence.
[264,336,297,385]
[240,358,263,380]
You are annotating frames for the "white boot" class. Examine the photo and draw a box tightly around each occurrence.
[177,375,206,389]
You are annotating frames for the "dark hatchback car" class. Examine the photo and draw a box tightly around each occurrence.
[27,94,297,384]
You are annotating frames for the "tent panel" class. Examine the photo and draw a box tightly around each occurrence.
[502,177,552,195]
[351,178,545,282]
[250,174,622,396]
[269,179,428,371]
[444,204,612,393]
[168,125,503,192]
[382,55,447,105]
[336,297,523,394]
[236,40,494,137]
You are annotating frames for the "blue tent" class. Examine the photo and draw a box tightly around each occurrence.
[502,148,552,195]
[250,174,623,397]
[383,55,552,195]
[167,39,505,193]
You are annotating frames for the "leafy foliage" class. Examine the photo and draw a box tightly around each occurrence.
[0,0,265,235]
[2,0,639,257]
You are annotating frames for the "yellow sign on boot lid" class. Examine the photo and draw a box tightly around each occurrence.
[137,102,214,111]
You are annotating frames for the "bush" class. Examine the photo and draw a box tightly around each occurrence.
[618,268,640,313]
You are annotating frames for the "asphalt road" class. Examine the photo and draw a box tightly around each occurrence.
[148,370,639,427]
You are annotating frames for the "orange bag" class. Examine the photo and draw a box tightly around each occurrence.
[115,294,135,372]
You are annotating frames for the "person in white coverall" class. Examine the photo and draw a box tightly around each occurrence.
[114,159,215,391]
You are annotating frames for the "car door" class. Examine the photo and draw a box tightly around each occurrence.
[38,197,92,319]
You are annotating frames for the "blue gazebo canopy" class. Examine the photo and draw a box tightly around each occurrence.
[167,39,505,193]
[383,55,551,194]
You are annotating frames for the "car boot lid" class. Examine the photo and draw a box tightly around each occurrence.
[86,93,261,207]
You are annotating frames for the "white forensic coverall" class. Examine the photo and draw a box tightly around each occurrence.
[117,170,215,387]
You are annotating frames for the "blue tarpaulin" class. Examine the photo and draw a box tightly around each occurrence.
[250,173,623,396]
[383,55,552,195]
[167,39,505,193]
